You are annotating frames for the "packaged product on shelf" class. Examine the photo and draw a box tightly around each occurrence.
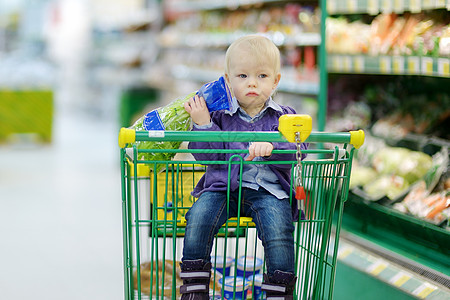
[327,12,449,57]
[393,148,449,225]
[393,14,421,54]
[129,76,231,171]
[350,136,438,201]
[326,17,371,54]
[349,164,378,189]
[372,147,432,184]
[394,183,450,225]
[372,13,403,55]
[363,174,410,200]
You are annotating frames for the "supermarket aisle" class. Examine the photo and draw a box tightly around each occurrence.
[0,101,124,299]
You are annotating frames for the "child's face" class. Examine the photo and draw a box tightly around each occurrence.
[225,48,281,117]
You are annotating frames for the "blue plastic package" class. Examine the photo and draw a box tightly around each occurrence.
[143,109,165,131]
[141,76,230,131]
[196,76,232,112]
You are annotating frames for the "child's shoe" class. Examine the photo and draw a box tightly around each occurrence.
[261,270,297,299]
[180,259,211,300]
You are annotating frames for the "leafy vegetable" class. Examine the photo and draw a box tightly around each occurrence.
[349,165,377,189]
[372,147,432,184]
[128,76,232,172]
[130,92,194,172]
[363,174,409,200]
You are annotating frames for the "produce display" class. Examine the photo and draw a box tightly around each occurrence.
[327,62,449,230]
[129,76,231,171]
[327,75,449,140]
[392,147,449,224]
[363,77,449,139]
[325,3,450,234]
[351,143,432,200]
[327,12,449,57]
[350,135,449,227]
[393,180,450,225]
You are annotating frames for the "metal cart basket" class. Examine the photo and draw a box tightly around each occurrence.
[119,115,364,300]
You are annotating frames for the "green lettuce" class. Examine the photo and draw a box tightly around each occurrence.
[130,92,195,171]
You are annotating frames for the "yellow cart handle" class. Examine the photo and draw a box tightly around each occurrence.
[118,128,135,148]
[350,129,365,149]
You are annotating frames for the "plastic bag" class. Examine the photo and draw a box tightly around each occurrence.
[196,76,231,112]
[130,92,194,171]
[138,76,231,132]
[129,77,231,171]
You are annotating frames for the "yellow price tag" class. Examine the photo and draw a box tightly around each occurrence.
[421,57,434,75]
[380,57,391,73]
[366,260,388,276]
[392,56,404,74]
[413,283,438,299]
[438,58,449,77]
[338,246,353,259]
[390,272,411,287]
[417,286,436,298]
[370,264,387,275]
[407,56,420,74]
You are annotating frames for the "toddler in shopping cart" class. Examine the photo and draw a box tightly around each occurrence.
[181,35,308,299]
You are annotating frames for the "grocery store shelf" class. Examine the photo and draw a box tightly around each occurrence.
[170,65,319,95]
[327,0,449,15]
[159,31,321,48]
[327,54,450,78]
[164,0,291,13]
[336,231,450,299]
[342,195,450,273]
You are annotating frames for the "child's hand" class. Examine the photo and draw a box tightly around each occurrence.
[246,142,274,161]
[184,95,211,126]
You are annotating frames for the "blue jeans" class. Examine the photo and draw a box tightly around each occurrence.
[182,188,295,275]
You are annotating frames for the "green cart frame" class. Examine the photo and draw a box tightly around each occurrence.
[119,115,364,300]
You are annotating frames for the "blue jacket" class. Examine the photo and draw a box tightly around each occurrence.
[188,104,308,221]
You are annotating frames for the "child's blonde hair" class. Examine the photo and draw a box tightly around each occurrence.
[225,35,281,76]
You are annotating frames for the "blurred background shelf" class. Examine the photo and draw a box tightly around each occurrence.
[328,54,449,77]
[327,0,449,15]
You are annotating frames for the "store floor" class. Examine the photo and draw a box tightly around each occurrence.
[0,101,124,299]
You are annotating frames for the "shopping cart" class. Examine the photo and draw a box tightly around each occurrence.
[118,114,364,300]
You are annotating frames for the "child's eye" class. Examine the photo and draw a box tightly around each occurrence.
[238,74,247,78]
[259,74,268,78]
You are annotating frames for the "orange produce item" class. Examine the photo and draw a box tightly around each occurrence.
[426,195,449,220]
